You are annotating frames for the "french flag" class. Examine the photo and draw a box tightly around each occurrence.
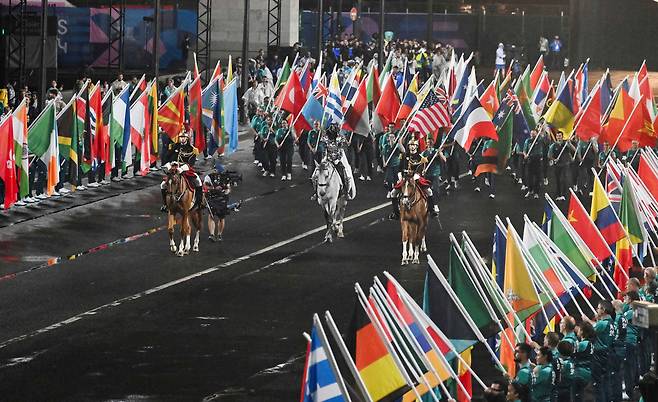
[447,96,498,151]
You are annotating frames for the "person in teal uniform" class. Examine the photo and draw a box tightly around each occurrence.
[573,321,595,400]
[547,131,575,201]
[307,120,324,165]
[531,346,554,402]
[553,340,575,402]
[275,119,294,181]
[507,381,530,402]
[624,140,641,171]
[623,291,640,398]
[583,300,616,402]
[559,316,578,349]
[513,343,534,387]
[421,133,445,216]
[381,129,403,219]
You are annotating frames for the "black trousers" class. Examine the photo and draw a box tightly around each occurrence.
[298,132,310,166]
[527,156,542,194]
[554,164,570,197]
[279,146,293,175]
[265,143,278,174]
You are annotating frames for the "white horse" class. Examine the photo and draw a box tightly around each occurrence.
[314,158,350,243]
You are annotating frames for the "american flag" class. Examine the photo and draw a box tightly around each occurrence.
[408,88,450,134]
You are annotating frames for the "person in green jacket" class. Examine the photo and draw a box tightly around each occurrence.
[251,108,265,168]
[583,300,616,402]
[307,120,324,165]
[531,346,555,402]
[553,341,575,402]
[573,320,595,400]
[514,342,534,387]
[507,381,530,402]
[275,119,293,181]
[623,291,641,399]
[547,131,575,201]
[559,316,578,349]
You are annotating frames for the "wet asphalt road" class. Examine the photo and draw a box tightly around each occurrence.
[0,135,546,401]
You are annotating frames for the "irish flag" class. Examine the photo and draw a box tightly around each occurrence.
[27,102,59,195]
[12,98,29,199]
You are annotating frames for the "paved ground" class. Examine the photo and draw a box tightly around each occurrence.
[0,134,547,401]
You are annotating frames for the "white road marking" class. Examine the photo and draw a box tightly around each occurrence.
[0,202,389,350]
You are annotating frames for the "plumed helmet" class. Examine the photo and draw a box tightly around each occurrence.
[408,136,420,148]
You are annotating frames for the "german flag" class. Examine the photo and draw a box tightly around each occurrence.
[347,297,408,401]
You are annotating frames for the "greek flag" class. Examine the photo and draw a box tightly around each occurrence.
[323,71,343,126]
[301,320,348,402]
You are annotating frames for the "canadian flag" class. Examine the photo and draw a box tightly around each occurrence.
[274,70,305,117]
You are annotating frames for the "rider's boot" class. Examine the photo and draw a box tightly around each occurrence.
[194,186,203,209]
[427,192,439,218]
[389,197,400,220]
[160,189,168,212]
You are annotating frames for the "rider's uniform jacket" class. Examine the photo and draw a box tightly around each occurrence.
[166,142,199,167]
[400,152,427,177]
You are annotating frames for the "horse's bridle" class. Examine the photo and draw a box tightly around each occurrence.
[316,161,336,188]
[401,177,421,211]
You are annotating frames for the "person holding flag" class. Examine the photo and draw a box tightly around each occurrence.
[547,131,575,201]
[421,134,446,213]
[275,119,294,181]
[522,129,545,199]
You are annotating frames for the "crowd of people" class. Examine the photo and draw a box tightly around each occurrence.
[482,270,658,402]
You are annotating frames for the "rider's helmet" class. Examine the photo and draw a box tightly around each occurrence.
[178,130,190,144]
[326,123,339,140]
[407,136,420,154]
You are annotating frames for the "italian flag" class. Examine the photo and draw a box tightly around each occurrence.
[27,102,59,195]
[12,98,29,198]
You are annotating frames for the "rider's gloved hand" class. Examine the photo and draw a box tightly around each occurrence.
[413,173,420,181]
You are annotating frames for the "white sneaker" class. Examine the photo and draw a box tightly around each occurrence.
[269,173,275,178]
[377,166,384,173]
[15,200,26,206]
[253,160,259,165]
[543,178,548,186]
[88,182,100,188]
[149,167,159,172]
[286,173,291,180]
[359,175,365,181]
[262,171,268,177]
[517,178,522,184]
[37,194,48,200]
[534,193,539,199]
[556,196,566,201]
[51,191,61,197]
[484,178,490,186]
[489,194,495,199]
[25,197,36,203]
[467,169,472,176]
[302,164,308,170]
[76,185,86,191]
[281,175,287,181]
[474,187,481,192]
[59,188,71,194]
[366,176,372,181]
[521,185,527,191]
[0,204,4,209]
[100,179,110,185]
[205,155,213,160]
[111,177,122,182]
[121,174,131,179]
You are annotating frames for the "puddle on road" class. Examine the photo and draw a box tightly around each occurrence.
[194,316,228,321]
[0,349,48,369]
[202,387,249,401]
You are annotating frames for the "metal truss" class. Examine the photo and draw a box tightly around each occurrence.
[108,0,125,71]
[267,0,281,47]
[6,0,26,86]
[196,0,212,81]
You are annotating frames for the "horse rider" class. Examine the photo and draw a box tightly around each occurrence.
[391,135,440,218]
[160,127,203,212]
[311,123,356,200]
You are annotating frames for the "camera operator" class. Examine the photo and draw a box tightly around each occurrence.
[204,159,242,242]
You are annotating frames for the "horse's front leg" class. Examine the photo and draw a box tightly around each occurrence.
[168,214,177,253]
[177,214,187,257]
[420,236,427,253]
[336,200,346,238]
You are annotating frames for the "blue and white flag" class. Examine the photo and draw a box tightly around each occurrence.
[323,70,343,127]
[301,317,349,402]
[223,78,239,154]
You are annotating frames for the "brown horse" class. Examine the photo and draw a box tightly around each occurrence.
[165,164,202,257]
[399,175,428,265]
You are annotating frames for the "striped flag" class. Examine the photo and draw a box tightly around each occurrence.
[408,88,450,140]
[323,70,343,126]
[27,102,59,195]
[300,315,350,402]
[12,99,29,198]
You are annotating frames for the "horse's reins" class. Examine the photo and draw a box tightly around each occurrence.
[401,178,421,210]
[316,162,337,189]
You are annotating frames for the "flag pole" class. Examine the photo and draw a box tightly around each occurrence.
[354,283,425,402]
[530,221,597,316]
[312,314,353,402]
[460,231,531,342]
[382,272,488,390]
[427,255,509,374]
[596,99,642,177]
[448,233,517,351]
[323,311,374,402]
[367,287,444,402]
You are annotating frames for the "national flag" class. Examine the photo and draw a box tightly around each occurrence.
[300,87,325,131]
[529,55,545,92]
[27,102,59,196]
[111,86,132,168]
[130,83,151,175]
[84,83,102,171]
[620,174,645,244]
[129,74,147,105]
[395,74,419,124]
[223,78,239,155]
[548,199,598,281]
[0,115,17,208]
[492,218,507,290]
[522,221,568,306]
[189,75,204,152]
[275,70,306,117]
[568,191,612,262]
[12,99,29,198]
[611,96,656,152]
[158,78,187,140]
[451,59,470,109]
[346,296,408,401]
[531,72,551,117]
[480,75,499,118]
[514,74,537,129]
[205,78,224,156]
[311,53,322,92]
[606,159,624,212]
[323,70,344,126]
[447,96,498,150]
[601,84,633,145]
[101,90,113,176]
[300,315,349,402]
[343,76,370,136]
[274,56,292,95]
[544,78,575,133]
[366,64,381,105]
[600,70,614,115]
[638,152,658,203]
[147,81,159,156]
[226,55,234,83]
[210,60,222,82]
[55,94,80,184]
[504,223,541,314]
[202,75,222,130]
[591,174,626,245]
[447,241,499,337]
[574,81,602,141]
[373,74,401,130]
[408,88,450,141]
[299,62,313,95]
